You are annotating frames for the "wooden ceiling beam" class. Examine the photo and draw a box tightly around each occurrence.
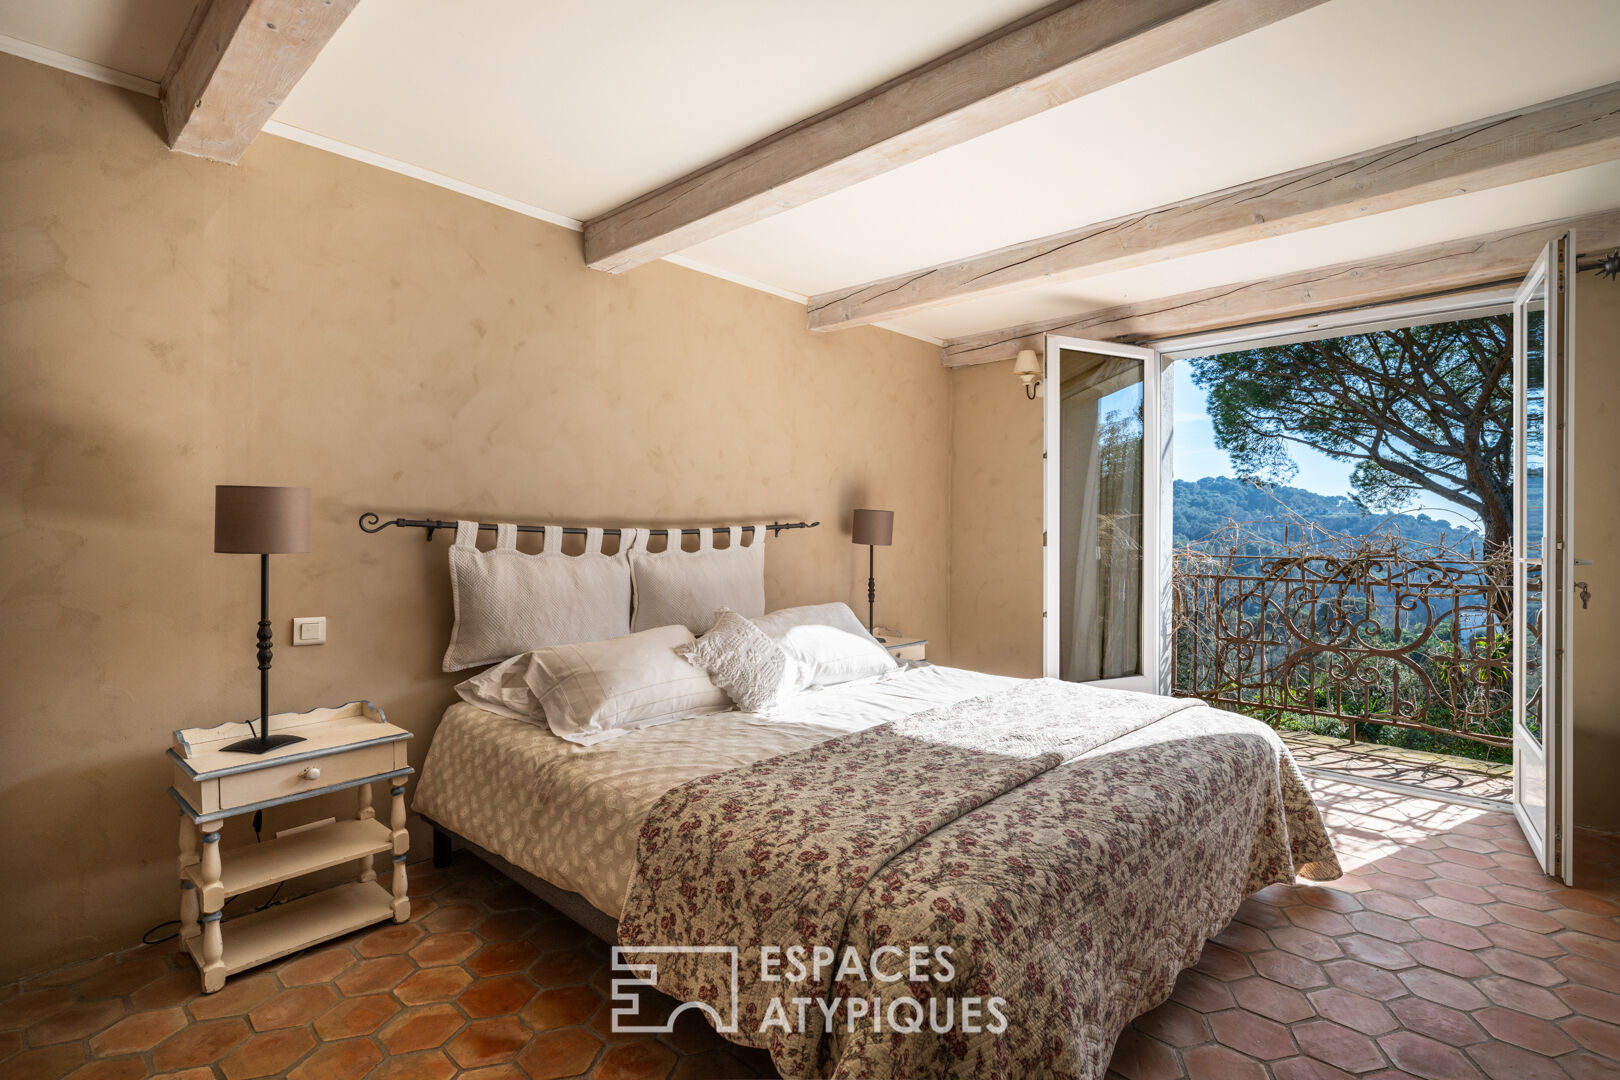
[814,82,1620,331]
[940,206,1620,366]
[160,0,361,164]
[582,0,1328,273]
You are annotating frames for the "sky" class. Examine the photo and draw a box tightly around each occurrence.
[1170,361,1481,531]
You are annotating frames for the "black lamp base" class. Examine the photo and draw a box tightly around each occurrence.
[221,733,306,755]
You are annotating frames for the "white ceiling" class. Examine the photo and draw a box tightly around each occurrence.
[3,0,1618,347]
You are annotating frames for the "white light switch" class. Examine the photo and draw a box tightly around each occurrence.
[292,617,326,646]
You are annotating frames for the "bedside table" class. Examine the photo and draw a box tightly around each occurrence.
[878,635,927,663]
[168,701,413,992]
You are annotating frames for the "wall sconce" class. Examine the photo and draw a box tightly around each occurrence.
[1014,348,1043,400]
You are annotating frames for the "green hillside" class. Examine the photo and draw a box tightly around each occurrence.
[1174,475,1484,551]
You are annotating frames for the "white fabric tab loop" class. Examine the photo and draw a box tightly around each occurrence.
[542,526,562,553]
[725,526,741,549]
[696,527,712,551]
[752,523,767,547]
[454,520,479,548]
[495,523,518,550]
[585,527,605,554]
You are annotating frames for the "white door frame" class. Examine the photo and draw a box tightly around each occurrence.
[1042,335,1170,693]
[1511,232,1577,883]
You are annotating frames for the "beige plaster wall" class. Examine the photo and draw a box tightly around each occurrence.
[0,55,951,980]
[947,360,1043,677]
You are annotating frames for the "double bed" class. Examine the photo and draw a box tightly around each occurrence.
[415,660,1340,1079]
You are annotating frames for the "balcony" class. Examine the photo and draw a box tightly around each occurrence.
[1172,534,1517,802]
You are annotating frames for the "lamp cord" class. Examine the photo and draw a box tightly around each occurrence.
[140,812,284,945]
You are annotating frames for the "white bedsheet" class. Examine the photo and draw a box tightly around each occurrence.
[413,665,1019,919]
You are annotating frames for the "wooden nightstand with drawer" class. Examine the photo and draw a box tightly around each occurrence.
[878,635,928,664]
[168,701,412,992]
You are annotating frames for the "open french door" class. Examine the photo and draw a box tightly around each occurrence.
[1511,232,1576,884]
[1042,335,1171,693]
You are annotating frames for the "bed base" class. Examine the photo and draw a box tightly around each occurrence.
[423,817,620,945]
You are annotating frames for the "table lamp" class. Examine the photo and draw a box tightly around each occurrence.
[215,485,311,754]
[851,508,894,634]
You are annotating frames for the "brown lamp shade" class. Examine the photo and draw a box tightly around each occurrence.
[851,508,894,547]
[214,485,311,554]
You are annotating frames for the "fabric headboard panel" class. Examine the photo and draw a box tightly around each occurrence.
[630,526,766,636]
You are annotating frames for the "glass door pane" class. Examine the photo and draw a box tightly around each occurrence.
[1514,280,1548,850]
[1050,345,1153,685]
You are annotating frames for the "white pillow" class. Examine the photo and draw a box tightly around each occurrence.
[444,522,634,672]
[677,608,793,714]
[630,526,765,635]
[524,625,730,745]
[454,653,544,723]
[752,602,897,690]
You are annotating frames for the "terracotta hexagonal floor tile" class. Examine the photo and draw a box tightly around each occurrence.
[1407,941,1490,980]
[594,1040,678,1080]
[1286,905,1355,937]
[0,1044,83,1080]
[531,944,604,988]
[1209,1008,1296,1059]
[1293,1019,1387,1074]
[188,974,278,1020]
[151,1016,251,1070]
[1486,904,1565,935]
[409,931,480,967]
[460,975,539,1019]
[130,970,201,1012]
[333,956,414,996]
[1346,913,1421,945]
[468,941,540,978]
[1472,1006,1576,1057]
[248,984,339,1032]
[1308,989,1397,1037]
[1555,931,1620,967]
[1378,1031,1483,1080]
[1231,978,1315,1025]
[1476,975,1572,1020]
[0,987,73,1029]
[89,1007,187,1055]
[1271,926,1346,963]
[395,967,474,1006]
[285,1037,384,1080]
[313,993,400,1040]
[379,1004,465,1054]
[1477,947,1564,986]
[61,1057,150,1080]
[1323,960,1406,1002]
[218,1028,317,1080]
[1411,919,1492,951]
[355,922,425,958]
[1337,935,1417,973]
[473,910,541,943]
[1387,997,1486,1048]
[1359,892,1427,921]
[521,985,602,1033]
[1182,1043,1267,1080]
[26,999,125,1045]
[275,947,357,987]
[1464,1039,1575,1080]
[445,1016,531,1069]
[1561,1015,1620,1058]
[1250,950,1332,991]
[422,905,482,933]
[514,1026,603,1080]
[365,1050,458,1080]
[77,957,170,1000]
[1399,968,1489,1012]
[1271,1056,1358,1080]
[1133,1000,1214,1046]
[1557,983,1620,1024]
[1170,968,1237,1012]
[1480,922,1566,959]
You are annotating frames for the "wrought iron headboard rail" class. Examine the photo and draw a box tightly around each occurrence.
[357,513,819,542]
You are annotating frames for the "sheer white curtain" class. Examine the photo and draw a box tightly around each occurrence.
[1059,354,1145,683]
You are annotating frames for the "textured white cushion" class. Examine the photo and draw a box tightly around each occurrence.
[443,522,634,672]
[454,653,544,723]
[677,608,793,714]
[630,526,765,635]
[753,602,897,690]
[524,625,730,745]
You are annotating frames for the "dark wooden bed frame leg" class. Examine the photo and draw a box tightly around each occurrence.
[432,826,452,868]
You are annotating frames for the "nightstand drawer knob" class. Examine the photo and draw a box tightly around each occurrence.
[301,766,321,781]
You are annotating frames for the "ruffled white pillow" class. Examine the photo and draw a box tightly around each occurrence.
[678,608,793,713]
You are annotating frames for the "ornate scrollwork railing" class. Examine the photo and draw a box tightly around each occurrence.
[1172,539,1514,747]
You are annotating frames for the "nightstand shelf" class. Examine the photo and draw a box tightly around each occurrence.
[168,700,413,992]
[878,635,927,663]
[182,880,395,979]
[180,818,396,900]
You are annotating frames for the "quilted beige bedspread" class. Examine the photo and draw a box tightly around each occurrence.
[618,678,1341,1080]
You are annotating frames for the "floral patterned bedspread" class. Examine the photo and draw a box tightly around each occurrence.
[618,679,1341,1079]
